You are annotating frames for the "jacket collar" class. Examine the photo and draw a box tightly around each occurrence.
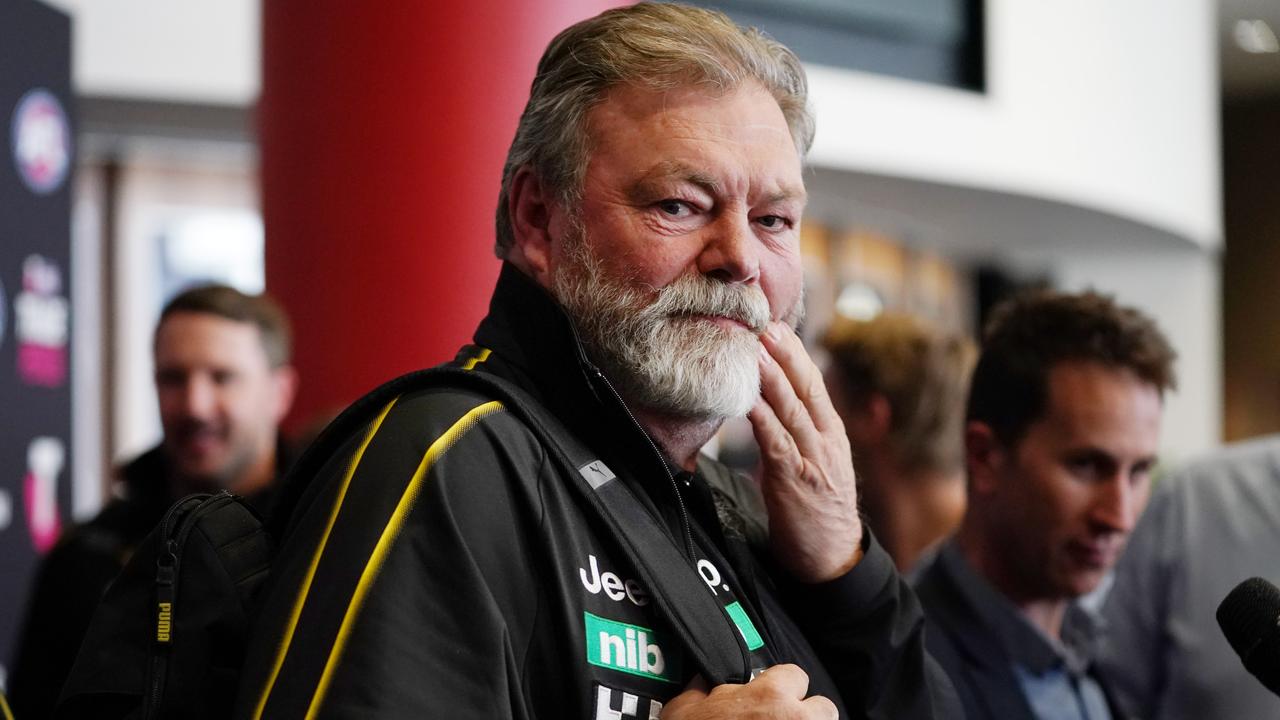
[469,263,678,488]
[471,263,604,415]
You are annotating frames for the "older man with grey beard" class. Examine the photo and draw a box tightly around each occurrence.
[234,4,958,719]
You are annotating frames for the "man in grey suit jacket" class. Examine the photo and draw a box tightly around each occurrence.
[1099,436,1280,718]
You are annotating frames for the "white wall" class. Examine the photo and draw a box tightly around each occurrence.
[41,0,259,105]
[807,0,1222,250]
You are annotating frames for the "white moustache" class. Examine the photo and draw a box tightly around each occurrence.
[646,276,771,334]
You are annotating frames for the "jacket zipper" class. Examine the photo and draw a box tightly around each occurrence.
[589,364,762,679]
[555,306,700,565]
[589,365,699,564]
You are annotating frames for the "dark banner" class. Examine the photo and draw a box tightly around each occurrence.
[0,0,75,684]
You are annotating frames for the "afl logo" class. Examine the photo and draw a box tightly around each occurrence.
[11,88,71,195]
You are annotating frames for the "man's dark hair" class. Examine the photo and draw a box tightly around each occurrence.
[968,289,1177,446]
[158,284,292,368]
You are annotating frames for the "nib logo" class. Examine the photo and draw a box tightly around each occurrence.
[584,612,679,683]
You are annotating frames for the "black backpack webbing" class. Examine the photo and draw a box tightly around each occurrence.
[274,366,753,686]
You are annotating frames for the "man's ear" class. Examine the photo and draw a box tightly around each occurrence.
[965,420,1006,495]
[270,365,299,425]
[507,165,558,288]
[861,394,892,443]
[822,370,891,443]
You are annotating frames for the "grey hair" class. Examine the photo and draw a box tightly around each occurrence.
[493,1,815,258]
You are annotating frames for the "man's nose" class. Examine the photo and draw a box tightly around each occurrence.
[1091,475,1141,534]
[179,377,217,418]
[697,213,761,284]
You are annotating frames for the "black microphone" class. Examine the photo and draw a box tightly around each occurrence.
[1217,577,1280,697]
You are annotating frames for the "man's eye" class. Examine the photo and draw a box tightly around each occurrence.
[1129,462,1155,485]
[1066,458,1101,479]
[657,200,692,217]
[757,215,790,229]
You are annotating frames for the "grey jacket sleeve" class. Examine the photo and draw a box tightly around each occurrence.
[1099,474,1178,718]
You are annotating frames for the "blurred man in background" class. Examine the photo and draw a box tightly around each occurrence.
[823,313,975,575]
[9,284,297,719]
[1099,435,1280,718]
[916,290,1176,720]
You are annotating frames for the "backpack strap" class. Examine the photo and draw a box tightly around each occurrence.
[274,365,752,685]
[438,369,754,685]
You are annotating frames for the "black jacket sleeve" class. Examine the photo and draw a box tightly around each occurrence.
[776,530,964,719]
[702,462,961,719]
[9,526,129,720]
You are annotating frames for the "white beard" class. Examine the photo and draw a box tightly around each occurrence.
[552,232,773,420]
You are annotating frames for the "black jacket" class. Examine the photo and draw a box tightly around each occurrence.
[915,548,1122,720]
[235,264,959,719]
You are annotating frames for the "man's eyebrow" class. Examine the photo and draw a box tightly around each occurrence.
[764,187,806,205]
[627,161,807,205]
[629,161,721,199]
[1063,447,1118,466]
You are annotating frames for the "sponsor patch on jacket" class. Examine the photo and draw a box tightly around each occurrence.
[725,601,765,651]
[584,612,679,683]
[592,682,664,720]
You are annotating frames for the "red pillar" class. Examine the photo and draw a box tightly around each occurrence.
[262,1,620,431]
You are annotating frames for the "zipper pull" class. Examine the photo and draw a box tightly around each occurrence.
[156,539,177,587]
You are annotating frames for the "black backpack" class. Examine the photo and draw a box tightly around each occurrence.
[57,492,271,719]
[58,367,755,719]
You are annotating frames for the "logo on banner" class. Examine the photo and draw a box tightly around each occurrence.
[15,254,69,387]
[11,88,71,195]
[24,436,65,554]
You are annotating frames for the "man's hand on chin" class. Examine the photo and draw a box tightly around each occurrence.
[749,321,863,583]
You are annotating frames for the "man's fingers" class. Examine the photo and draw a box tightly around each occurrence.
[751,663,811,700]
[749,393,799,469]
[661,675,711,715]
[757,340,824,459]
[760,322,843,435]
[660,666,836,719]
[800,694,840,720]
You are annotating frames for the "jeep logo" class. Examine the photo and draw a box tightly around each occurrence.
[580,554,649,606]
